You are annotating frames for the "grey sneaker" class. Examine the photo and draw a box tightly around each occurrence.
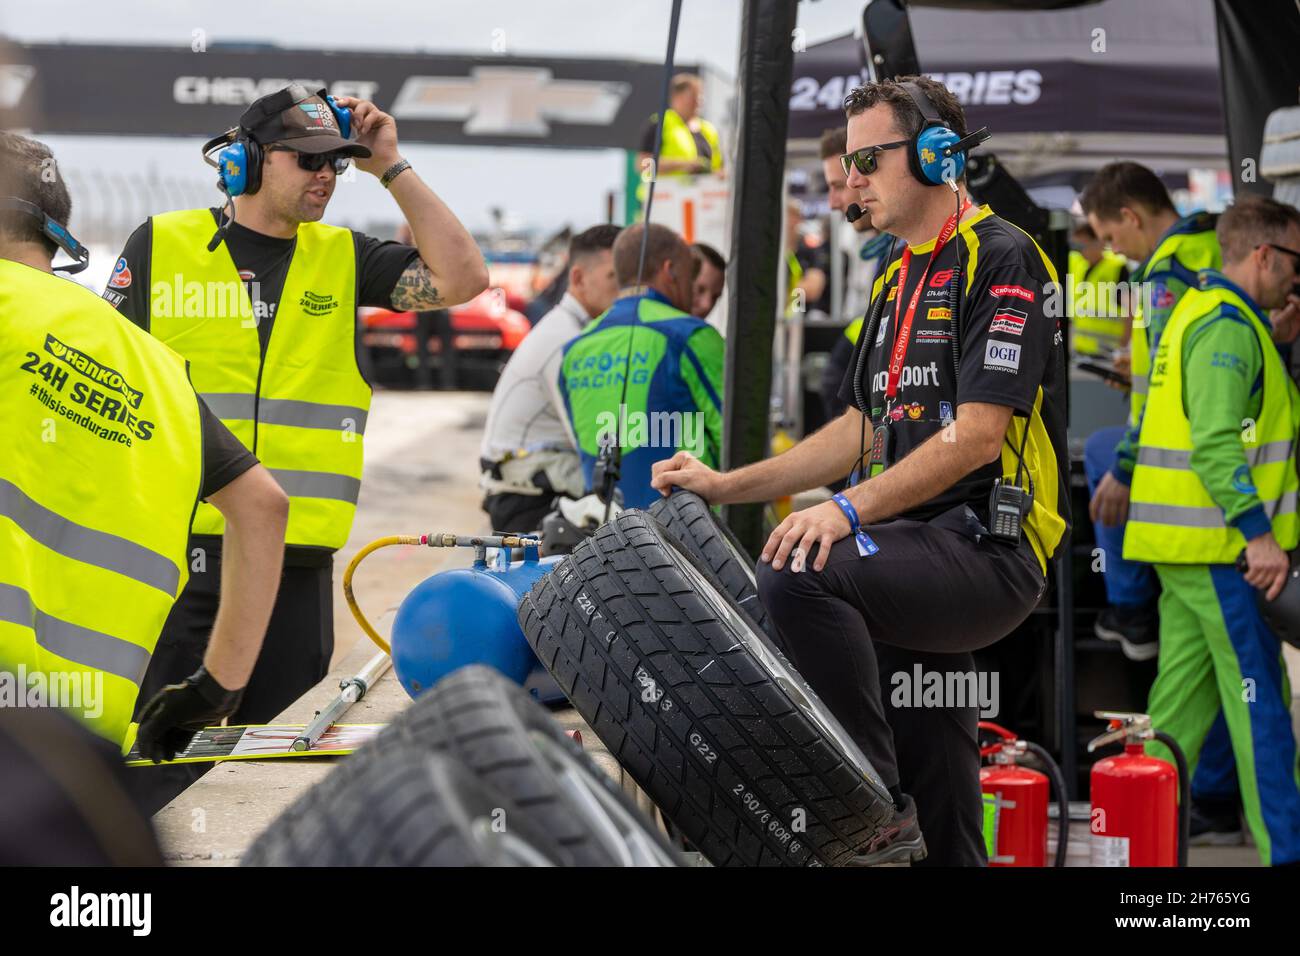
[846,795,927,866]
[1189,797,1244,846]
[1094,606,1159,661]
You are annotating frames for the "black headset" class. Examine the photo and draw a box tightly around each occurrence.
[0,197,89,274]
[899,81,990,187]
[201,84,353,198]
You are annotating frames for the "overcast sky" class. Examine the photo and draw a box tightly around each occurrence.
[1,0,863,73]
[2,0,865,265]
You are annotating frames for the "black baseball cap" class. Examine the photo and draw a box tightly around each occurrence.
[239,83,371,157]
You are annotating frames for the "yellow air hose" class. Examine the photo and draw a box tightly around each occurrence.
[342,535,423,654]
[342,532,543,655]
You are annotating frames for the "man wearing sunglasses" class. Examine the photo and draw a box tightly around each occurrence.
[105,84,487,808]
[655,75,1069,865]
[818,125,896,421]
[1125,196,1300,866]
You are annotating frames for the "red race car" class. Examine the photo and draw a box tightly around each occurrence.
[360,287,532,390]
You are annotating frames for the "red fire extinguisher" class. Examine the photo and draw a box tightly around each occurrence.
[1087,711,1189,867]
[979,721,1069,867]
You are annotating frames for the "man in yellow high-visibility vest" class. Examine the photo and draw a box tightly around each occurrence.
[637,73,725,182]
[1068,219,1130,357]
[0,132,288,763]
[1080,162,1221,661]
[1124,196,1300,865]
[104,85,488,743]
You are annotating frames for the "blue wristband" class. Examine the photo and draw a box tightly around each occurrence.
[831,493,861,531]
[832,492,879,557]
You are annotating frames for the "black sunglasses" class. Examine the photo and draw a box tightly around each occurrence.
[1264,243,1300,269]
[267,146,351,175]
[839,140,909,177]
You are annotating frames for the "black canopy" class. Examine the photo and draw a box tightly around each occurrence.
[789,0,1225,172]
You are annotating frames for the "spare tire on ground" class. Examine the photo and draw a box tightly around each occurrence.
[243,750,566,866]
[518,511,897,866]
[648,489,771,637]
[244,665,678,867]
[363,665,678,866]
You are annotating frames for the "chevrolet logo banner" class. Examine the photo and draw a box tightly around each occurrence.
[5,42,667,149]
[390,68,630,137]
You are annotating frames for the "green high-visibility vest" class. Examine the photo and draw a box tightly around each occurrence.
[1068,250,1128,356]
[1128,219,1220,428]
[0,260,201,748]
[1125,276,1300,564]
[150,210,370,550]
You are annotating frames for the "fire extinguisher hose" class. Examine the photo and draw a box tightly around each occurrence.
[1153,730,1191,868]
[1024,740,1070,868]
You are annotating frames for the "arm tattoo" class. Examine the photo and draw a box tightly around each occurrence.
[391,260,445,311]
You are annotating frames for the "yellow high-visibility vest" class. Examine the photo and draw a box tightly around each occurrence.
[1129,221,1220,427]
[1125,277,1300,564]
[844,316,864,345]
[1068,250,1127,356]
[0,260,201,748]
[659,108,723,174]
[150,210,370,550]
[636,109,723,206]
[786,251,805,317]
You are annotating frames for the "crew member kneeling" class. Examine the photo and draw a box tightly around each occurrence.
[654,77,1069,865]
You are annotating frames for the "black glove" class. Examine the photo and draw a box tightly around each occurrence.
[135,667,244,763]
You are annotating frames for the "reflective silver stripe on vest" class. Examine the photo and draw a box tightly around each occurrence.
[260,398,368,433]
[269,469,362,503]
[200,393,367,432]
[0,582,150,685]
[0,479,179,596]
[1129,502,1225,528]
[200,392,256,421]
[1249,440,1293,466]
[1137,441,1292,471]
[1266,490,1299,520]
[1136,446,1190,469]
[1131,491,1298,529]
[1131,376,1148,396]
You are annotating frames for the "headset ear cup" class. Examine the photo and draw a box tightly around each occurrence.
[217,141,249,197]
[906,129,929,186]
[325,95,352,139]
[244,137,263,195]
[916,126,964,186]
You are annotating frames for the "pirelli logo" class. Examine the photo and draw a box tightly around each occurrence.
[43,333,144,409]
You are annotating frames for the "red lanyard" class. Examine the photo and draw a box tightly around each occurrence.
[885,199,972,400]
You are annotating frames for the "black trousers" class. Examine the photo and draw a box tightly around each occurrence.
[483,492,557,535]
[756,515,1045,866]
[126,558,334,815]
